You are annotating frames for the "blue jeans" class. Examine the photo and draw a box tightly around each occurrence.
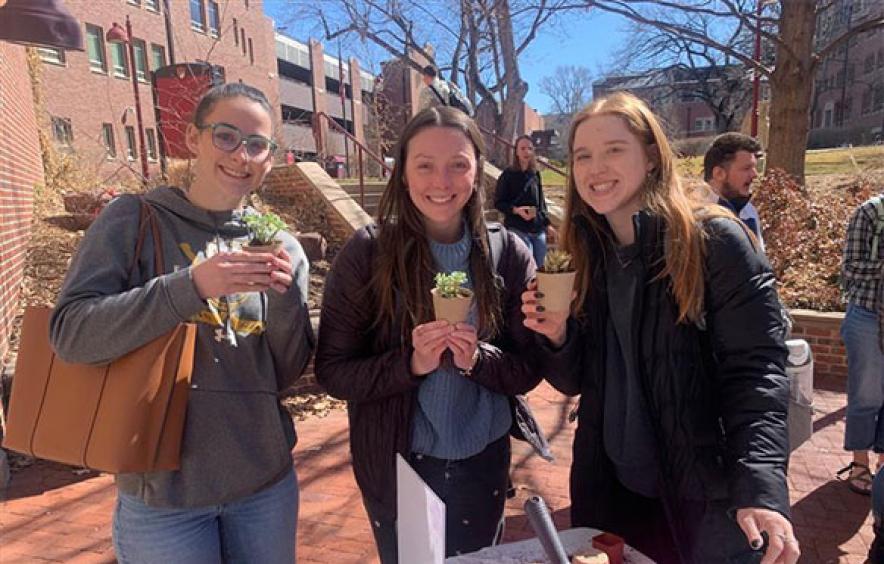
[113,468,298,564]
[842,303,884,451]
[511,229,547,268]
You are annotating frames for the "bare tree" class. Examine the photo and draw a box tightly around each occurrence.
[580,0,884,184]
[607,19,756,135]
[539,65,593,117]
[283,0,568,164]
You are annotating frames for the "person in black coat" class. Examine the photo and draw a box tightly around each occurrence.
[520,92,799,564]
[494,135,555,267]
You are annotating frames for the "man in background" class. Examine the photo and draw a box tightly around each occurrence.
[703,132,765,250]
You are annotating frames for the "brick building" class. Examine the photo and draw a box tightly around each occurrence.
[592,65,759,140]
[36,0,277,182]
[377,49,544,159]
[275,34,376,163]
[0,44,43,362]
[810,0,884,147]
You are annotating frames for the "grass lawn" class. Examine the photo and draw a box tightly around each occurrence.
[678,144,884,178]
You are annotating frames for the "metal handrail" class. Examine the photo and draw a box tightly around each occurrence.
[312,111,392,210]
[478,125,567,179]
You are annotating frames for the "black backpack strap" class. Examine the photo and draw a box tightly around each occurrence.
[486,222,507,293]
[486,222,506,272]
[428,83,447,105]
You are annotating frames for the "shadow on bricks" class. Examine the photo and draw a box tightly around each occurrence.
[792,479,871,561]
[2,458,100,502]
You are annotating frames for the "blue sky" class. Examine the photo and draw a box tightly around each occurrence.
[262,2,628,114]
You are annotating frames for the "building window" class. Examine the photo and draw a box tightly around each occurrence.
[146,129,158,161]
[233,18,239,45]
[125,126,137,161]
[693,117,713,132]
[245,0,249,8]
[208,1,220,36]
[127,0,140,5]
[85,24,107,73]
[37,47,66,65]
[144,0,160,11]
[151,43,166,71]
[110,42,130,78]
[248,38,254,65]
[51,117,73,146]
[241,28,246,55]
[101,123,116,158]
[190,0,206,31]
[133,39,148,81]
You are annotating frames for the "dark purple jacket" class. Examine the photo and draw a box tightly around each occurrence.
[315,224,542,519]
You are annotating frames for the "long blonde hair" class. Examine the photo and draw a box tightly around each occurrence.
[562,92,730,323]
[371,107,502,341]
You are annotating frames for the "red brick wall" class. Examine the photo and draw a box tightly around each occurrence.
[39,0,278,182]
[264,164,311,196]
[789,309,847,380]
[0,45,42,361]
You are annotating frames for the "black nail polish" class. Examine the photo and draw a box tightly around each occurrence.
[536,306,545,312]
[535,292,544,298]
[750,539,762,550]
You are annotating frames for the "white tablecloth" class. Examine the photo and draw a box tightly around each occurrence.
[445,527,655,563]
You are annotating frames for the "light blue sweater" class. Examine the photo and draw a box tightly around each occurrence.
[410,227,512,459]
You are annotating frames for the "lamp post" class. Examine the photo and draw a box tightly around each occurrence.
[107,16,150,182]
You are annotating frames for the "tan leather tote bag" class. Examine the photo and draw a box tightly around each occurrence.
[2,201,196,473]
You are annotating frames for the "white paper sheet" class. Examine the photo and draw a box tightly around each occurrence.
[397,453,446,564]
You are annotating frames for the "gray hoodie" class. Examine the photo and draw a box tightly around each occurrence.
[50,186,315,508]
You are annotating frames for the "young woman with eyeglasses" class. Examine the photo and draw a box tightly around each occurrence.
[50,83,314,563]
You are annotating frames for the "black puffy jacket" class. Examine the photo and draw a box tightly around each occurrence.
[541,211,790,562]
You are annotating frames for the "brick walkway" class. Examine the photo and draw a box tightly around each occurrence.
[0,377,873,563]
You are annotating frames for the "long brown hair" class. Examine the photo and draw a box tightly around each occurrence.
[562,91,732,323]
[372,107,502,342]
[511,135,536,172]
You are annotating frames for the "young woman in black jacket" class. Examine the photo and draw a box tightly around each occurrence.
[494,135,554,267]
[316,107,541,563]
[521,92,799,564]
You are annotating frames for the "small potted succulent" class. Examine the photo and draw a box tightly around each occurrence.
[243,212,286,253]
[431,271,473,324]
[535,249,576,312]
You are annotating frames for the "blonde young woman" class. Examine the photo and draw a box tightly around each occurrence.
[521,92,799,564]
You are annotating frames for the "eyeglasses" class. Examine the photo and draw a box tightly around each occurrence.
[197,122,277,161]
